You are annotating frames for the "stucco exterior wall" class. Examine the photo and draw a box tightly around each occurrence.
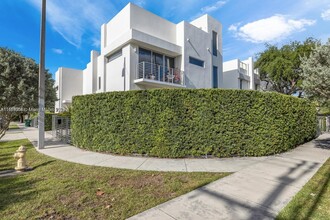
[55,2,225,108]
[222,70,239,89]
[55,67,83,112]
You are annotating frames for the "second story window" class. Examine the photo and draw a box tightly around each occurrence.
[189,57,204,67]
[212,31,218,56]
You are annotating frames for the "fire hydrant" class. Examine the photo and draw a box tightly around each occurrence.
[13,145,28,171]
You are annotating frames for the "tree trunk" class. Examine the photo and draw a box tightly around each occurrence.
[19,114,24,123]
[0,120,11,140]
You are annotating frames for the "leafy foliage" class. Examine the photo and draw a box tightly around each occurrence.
[0,47,57,138]
[301,39,330,106]
[71,89,317,158]
[255,38,319,96]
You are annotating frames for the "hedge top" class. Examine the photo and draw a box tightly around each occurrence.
[71,88,317,158]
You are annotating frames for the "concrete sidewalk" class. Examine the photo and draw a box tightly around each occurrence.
[6,125,330,219]
[129,134,330,219]
[18,125,267,172]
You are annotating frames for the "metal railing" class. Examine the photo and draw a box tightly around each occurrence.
[137,62,184,86]
[52,115,71,144]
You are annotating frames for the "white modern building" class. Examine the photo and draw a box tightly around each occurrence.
[55,67,83,112]
[223,57,260,90]
[55,3,223,112]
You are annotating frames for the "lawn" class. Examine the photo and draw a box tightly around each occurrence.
[8,123,19,130]
[0,139,229,219]
[277,157,330,220]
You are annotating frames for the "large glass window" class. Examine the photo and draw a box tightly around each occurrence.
[165,56,175,69]
[212,31,218,56]
[213,66,218,88]
[138,47,177,82]
[138,48,151,63]
[189,56,204,67]
[152,52,163,80]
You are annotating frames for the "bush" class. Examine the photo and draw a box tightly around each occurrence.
[31,112,54,131]
[71,89,317,158]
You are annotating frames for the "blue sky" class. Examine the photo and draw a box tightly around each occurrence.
[1,0,330,77]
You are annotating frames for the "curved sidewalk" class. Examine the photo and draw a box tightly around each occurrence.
[19,125,266,172]
[8,125,330,219]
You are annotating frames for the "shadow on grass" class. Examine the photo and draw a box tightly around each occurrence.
[0,176,40,212]
[32,160,56,170]
[305,162,330,219]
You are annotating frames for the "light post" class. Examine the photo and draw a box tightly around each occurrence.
[38,0,46,149]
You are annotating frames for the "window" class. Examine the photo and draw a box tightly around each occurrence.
[212,31,218,56]
[107,49,122,63]
[138,48,151,63]
[239,79,243,90]
[213,66,218,88]
[189,57,204,67]
[98,77,101,90]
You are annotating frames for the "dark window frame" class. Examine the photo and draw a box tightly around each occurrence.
[212,31,218,56]
[189,56,204,67]
[213,66,218,88]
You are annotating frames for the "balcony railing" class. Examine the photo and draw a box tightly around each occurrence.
[239,61,248,75]
[137,62,184,86]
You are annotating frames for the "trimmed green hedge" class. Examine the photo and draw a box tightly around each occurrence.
[71,89,317,158]
[31,112,54,131]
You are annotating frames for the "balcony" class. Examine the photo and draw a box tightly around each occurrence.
[134,62,185,88]
[239,61,248,75]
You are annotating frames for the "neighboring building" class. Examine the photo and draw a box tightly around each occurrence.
[54,67,83,112]
[55,3,223,112]
[223,57,260,90]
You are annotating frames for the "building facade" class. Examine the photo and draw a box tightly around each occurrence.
[55,3,223,112]
[223,57,260,90]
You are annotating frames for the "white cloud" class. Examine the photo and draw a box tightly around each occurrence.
[228,24,238,32]
[52,48,63,54]
[201,1,227,14]
[134,0,146,7]
[191,1,227,20]
[91,38,101,48]
[27,0,116,48]
[229,15,316,43]
[321,9,330,20]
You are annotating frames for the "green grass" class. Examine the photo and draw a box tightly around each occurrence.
[8,123,19,130]
[0,139,230,219]
[277,158,330,220]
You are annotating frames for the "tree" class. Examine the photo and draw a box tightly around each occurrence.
[0,47,57,139]
[255,38,320,96]
[301,39,330,106]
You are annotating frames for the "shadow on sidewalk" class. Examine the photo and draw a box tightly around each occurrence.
[314,137,330,150]
[188,158,321,219]
[30,139,69,149]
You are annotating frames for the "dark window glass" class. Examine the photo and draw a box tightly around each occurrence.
[98,77,101,90]
[139,48,151,63]
[212,31,217,56]
[213,66,218,88]
[189,57,204,67]
[165,56,175,69]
